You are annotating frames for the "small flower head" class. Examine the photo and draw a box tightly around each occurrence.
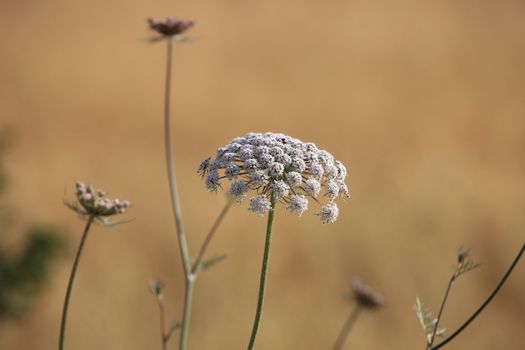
[149,279,166,299]
[316,202,339,224]
[454,246,481,280]
[66,181,130,224]
[147,17,194,37]
[198,132,349,223]
[229,181,248,203]
[285,195,308,216]
[286,171,302,188]
[248,195,272,216]
[351,278,385,310]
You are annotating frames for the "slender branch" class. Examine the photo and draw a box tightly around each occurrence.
[180,277,195,350]
[165,320,180,344]
[157,299,167,350]
[162,36,194,350]
[428,277,454,348]
[431,241,525,350]
[191,200,233,274]
[247,195,276,350]
[164,36,192,277]
[58,215,95,350]
[333,306,362,350]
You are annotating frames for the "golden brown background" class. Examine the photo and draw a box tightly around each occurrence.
[1,0,525,349]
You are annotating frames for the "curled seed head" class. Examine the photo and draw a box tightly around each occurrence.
[69,181,131,217]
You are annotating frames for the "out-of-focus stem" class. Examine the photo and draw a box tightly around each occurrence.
[333,305,362,350]
[431,241,525,350]
[157,299,167,350]
[162,36,193,350]
[428,277,454,348]
[58,215,95,350]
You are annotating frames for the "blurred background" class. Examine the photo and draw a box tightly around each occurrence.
[1,0,524,349]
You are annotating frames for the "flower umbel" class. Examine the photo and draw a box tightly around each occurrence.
[198,132,349,223]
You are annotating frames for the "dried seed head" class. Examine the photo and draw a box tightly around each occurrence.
[198,132,349,223]
[147,17,194,37]
[351,278,385,310]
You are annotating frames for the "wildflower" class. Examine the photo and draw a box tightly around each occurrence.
[198,132,349,223]
[351,278,385,310]
[66,181,130,219]
[147,17,194,37]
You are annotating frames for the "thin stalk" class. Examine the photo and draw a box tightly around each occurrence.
[333,305,362,350]
[58,215,95,350]
[162,36,193,350]
[180,276,195,349]
[157,299,167,350]
[428,277,454,348]
[431,241,525,350]
[191,200,233,274]
[247,195,276,350]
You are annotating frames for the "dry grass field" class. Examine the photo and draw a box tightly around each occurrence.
[1,0,524,349]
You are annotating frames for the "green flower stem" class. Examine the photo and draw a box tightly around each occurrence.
[333,305,362,350]
[58,215,95,350]
[247,195,277,350]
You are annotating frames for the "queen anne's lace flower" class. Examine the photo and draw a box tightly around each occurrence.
[198,132,349,223]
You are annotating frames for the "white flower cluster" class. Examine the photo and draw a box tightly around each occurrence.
[198,132,349,224]
[74,181,130,217]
